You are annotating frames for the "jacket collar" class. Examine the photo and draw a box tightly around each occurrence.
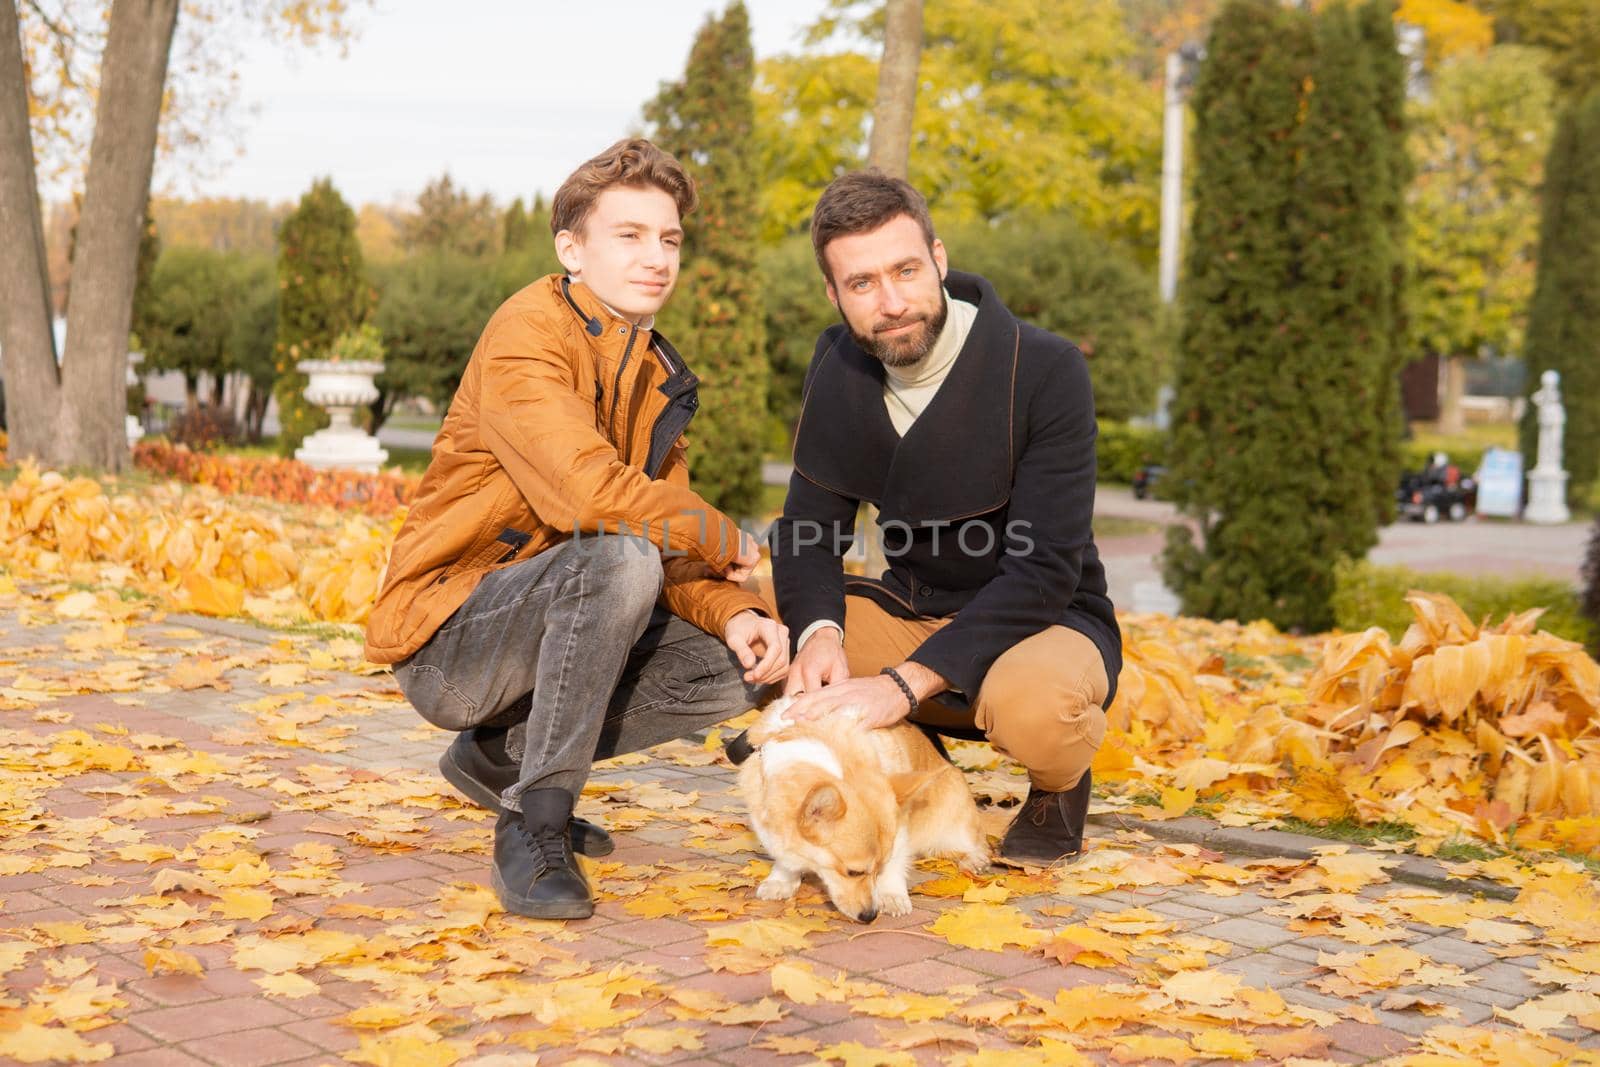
[558,275,653,363]
[792,269,1019,522]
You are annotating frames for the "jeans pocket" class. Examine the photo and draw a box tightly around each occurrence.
[395,661,479,730]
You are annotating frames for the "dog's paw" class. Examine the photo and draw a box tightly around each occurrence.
[756,874,800,901]
[878,890,913,917]
[957,850,991,874]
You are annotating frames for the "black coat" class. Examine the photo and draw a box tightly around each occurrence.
[770,270,1121,708]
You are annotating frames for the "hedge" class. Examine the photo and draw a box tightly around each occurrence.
[1332,557,1592,646]
[1098,421,1167,484]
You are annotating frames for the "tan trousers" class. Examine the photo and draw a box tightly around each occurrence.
[841,594,1108,792]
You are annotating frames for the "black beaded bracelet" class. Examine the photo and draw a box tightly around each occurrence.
[879,666,919,716]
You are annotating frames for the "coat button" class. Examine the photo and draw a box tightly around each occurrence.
[919,585,933,596]
[618,325,628,334]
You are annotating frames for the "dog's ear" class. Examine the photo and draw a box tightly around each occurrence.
[888,769,941,807]
[799,782,846,832]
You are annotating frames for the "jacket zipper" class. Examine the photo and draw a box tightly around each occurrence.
[645,394,697,479]
[607,327,640,444]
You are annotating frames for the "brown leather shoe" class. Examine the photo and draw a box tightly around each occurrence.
[999,770,1093,865]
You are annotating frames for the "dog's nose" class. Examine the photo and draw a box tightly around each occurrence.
[858,907,878,923]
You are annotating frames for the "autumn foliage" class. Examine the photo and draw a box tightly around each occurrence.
[1,462,397,625]
[1104,592,1600,855]
[132,440,417,516]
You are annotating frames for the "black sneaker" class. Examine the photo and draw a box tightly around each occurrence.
[998,770,1093,865]
[441,729,614,857]
[492,788,594,919]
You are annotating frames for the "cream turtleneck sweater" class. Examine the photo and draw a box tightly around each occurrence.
[882,293,977,436]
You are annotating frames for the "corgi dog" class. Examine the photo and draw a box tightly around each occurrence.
[737,695,988,923]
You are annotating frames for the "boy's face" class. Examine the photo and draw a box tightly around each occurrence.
[555,185,683,323]
[822,214,949,367]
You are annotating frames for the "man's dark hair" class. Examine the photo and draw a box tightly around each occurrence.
[809,170,936,281]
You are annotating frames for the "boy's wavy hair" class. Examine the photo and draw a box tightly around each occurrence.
[549,138,697,238]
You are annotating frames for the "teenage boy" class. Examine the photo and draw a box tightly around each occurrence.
[365,139,788,918]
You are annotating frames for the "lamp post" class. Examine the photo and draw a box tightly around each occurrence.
[1158,43,1204,306]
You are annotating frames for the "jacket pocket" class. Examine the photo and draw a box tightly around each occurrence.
[449,527,532,578]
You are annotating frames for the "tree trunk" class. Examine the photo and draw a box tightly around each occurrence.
[368,390,392,436]
[2,0,179,471]
[245,381,271,442]
[866,0,923,179]
[0,2,61,456]
[1437,354,1467,436]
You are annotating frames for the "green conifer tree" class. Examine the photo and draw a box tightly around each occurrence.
[1162,0,1404,631]
[1520,90,1600,505]
[273,178,373,454]
[645,1,767,517]
[502,197,532,252]
[1358,0,1410,524]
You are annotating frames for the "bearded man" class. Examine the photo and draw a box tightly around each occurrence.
[757,170,1121,864]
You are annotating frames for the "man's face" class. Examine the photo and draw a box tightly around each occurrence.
[823,214,949,367]
[555,185,682,323]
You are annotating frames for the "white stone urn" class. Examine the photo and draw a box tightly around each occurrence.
[293,359,389,473]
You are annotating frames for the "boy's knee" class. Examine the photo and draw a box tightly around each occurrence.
[572,534,663,609]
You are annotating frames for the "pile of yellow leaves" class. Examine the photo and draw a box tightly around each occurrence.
[1311,593,1599,825]
[1102,593,1600,855]
[0,463,397,625]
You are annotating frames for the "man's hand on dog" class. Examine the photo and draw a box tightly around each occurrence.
[724,610,790,684]
[785,646,947,730]
[784,626,849,696]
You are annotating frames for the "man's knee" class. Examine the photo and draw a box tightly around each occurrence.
[568,533,663,612]
[975,630,1109,789]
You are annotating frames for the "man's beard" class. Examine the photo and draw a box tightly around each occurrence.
[846,289,949,368]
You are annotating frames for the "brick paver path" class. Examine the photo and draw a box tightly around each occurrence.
[2,586,1597,1066]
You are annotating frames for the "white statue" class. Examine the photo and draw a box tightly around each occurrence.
[1531,370,1565,474]
[1525,369,1570,524]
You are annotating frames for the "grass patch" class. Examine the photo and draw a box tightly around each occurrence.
[1095,515,1164,538]
[261,617,365,642]
[382,445,431,475]
[1275,815,1419,846]
[1218,649,1267,675]
[1333,558,1592,647]
[384,414,443,434]
[1434,840,1497,864]
[1406,420,1517,451]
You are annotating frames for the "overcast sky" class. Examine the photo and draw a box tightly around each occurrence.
[172,0,830,208]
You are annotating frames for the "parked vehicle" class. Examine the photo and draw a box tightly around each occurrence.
[1397,453,1476,523]
[1132,463,1166,500]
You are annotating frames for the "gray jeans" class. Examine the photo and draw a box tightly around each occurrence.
[393,535,769,810]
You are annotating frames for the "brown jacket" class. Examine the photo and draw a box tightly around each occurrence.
[364,274,765,664]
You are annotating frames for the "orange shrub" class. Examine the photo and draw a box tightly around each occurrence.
[133,441,419,517]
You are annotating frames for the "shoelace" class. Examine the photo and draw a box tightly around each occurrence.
[518,822,570,872]
[1026,792,1055,827]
